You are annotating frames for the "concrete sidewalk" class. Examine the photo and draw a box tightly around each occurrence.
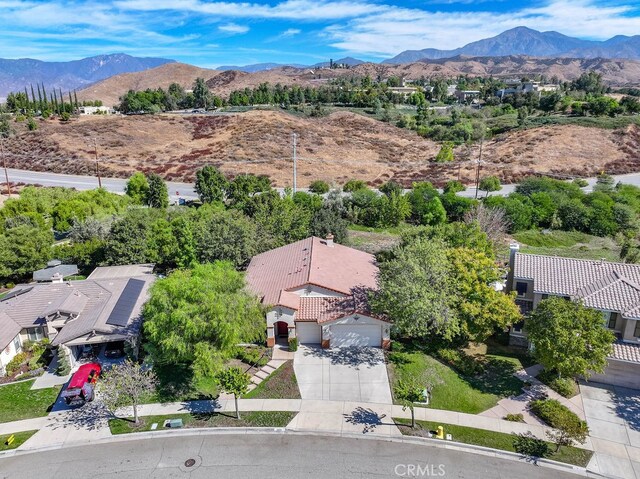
[1,397,593,452]
[481,364,586,426]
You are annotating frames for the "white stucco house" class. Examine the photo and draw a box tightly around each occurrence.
[245,235,391,349]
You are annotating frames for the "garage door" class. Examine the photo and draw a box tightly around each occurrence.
[296,322,322,344]
[331,325,381,348]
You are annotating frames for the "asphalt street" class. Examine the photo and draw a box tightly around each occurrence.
[0,433,587,479]
[6,167,640,201]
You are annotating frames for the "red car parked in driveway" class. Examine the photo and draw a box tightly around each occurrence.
[60,362,102,406]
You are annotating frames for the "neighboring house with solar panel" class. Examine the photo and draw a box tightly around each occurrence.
[507,243,640,389]
[0,264,155,376]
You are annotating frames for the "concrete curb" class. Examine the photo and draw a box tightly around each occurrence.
[0,427,604,477]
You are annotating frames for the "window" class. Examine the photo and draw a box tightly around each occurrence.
[515,282,528,296]
[607,312,617,330]
[635,321,640,338]
[27,327,44,342]
[512,320,525,333]
[12,335,21,353]
[515,299,533,316]
[541,294,549,300]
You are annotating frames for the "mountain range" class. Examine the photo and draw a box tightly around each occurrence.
[384,27,640,63]
[1,27,640,99]
[0,53,174,100]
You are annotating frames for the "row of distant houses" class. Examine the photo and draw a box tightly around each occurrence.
[2,237,638,390]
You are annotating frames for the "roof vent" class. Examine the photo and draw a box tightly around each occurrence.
[326,233,334,247]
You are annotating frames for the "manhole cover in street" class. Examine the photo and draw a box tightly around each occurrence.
[184,459,196,468]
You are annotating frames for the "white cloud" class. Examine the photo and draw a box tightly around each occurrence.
[218,23,250,34]
[325,0,640,56]
[281,28,301,37]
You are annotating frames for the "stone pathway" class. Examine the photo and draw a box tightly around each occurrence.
[480,364,585,426]
[247,360,287,392]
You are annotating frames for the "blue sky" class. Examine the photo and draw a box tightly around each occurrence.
[0,0,639,66]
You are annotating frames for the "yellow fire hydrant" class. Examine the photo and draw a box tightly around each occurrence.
[436,426,444,439]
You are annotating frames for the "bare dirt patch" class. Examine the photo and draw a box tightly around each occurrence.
[4,112,640,187]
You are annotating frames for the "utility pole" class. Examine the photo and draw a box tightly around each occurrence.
[474,134,484,200]
[0,138,11,197]
[93,138,102,188]
[292,133,297,193]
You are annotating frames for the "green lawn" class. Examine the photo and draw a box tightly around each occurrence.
[0,430,38,451]
[346,226,403,254]
[244,361,301,399]
[394,418,592,467]
[512,230,621,262]
[387,342,525,414]
[0,380,60,423]
[109,411,296,434]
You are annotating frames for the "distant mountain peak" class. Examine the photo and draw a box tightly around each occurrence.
[0,53,175,99]
[383,27,640,64]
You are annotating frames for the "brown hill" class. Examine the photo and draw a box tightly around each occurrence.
[351,56,640,85]
[77,56,640,108]
[3,110,639,187]
[76,62,220,107]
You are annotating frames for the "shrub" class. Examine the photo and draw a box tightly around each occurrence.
[237,347,269,368]
[309,180,330,194]
[60,112,71,122]
[5,351,28,376]
[513,432,550,458]
[56,349,71,376]
[504,413,525,422]
[288,337,298,352]
[573,178,589,188]
[538,369,578,398]
[530,399,588,437]
[343,179,368,192]
[27,118,38,131]
[435,348,484,376]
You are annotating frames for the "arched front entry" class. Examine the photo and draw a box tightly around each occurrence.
[274,321,289,344]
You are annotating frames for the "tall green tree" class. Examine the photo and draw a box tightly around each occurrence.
[125,172,150,205]
[526,297,615,379]
[195,165,228,204]
[143,262,265,381]
[372,238,459,340]
[146,173,169,208]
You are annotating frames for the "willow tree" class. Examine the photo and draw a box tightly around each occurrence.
[143,262,265,384]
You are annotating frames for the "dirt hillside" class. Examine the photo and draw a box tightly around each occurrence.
[76,63,220,107]
[4,111,640,187]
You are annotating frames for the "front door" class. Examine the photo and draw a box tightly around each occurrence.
[277,322,288,338]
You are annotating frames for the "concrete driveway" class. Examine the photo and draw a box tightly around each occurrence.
[581,382,640,479]
[294,346,393,403]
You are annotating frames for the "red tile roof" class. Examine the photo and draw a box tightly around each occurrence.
[297,296,388,324]
[245,237,378,306]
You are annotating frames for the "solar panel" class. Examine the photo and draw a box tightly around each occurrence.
[1,286,34,302]
[105,279,145,327]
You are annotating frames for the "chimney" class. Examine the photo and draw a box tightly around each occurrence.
[326,233,334,247]
[506,243,519,293]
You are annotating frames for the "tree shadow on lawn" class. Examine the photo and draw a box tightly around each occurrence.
[466,356,524,398]
[153,363,217,403]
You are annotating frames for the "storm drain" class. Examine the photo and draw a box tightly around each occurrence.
[179,455,202,472]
